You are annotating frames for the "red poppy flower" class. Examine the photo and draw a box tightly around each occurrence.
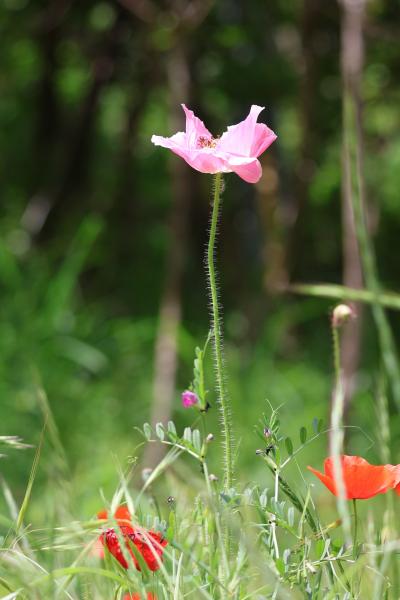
[98,505,133,527]
[308,455,400,500]
[97,506,167,571]
[123,594,156,600]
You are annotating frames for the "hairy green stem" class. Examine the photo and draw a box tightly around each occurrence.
[206,173,234,490]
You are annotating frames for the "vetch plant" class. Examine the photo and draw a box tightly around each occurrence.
[152,104,277,490]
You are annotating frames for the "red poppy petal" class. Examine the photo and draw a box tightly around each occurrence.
[344,464,396,499]
[130,530,167,572]
[123,594,156,600]
[342,455,370,468]
[103,529,129,569]
[317,456,399,499]
[307,465,338,496]
[324,455,369,479]
[115,505,132,523]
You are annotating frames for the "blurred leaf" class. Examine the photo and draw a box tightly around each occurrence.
[299,427,307,445]
[285,437,293,456]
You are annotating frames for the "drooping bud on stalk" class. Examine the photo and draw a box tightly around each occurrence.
[332,304,355,328]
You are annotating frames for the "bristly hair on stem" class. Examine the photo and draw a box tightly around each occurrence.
[206,172,235,491]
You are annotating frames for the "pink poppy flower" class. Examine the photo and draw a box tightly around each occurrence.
[151,104,277,184]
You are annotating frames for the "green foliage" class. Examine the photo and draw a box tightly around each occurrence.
[1,0,400,597]
[0,407,398,598]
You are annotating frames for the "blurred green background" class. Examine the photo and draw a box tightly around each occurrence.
[1,0,400,520]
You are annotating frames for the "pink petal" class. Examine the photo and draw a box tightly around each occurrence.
[151,105,276,182]
[218,105,265,157]
[181,104,213,147]
[151,132,186,153]
[185,151,227,175]
[228,157,262,183]
[152,134,227,174]
[251,124,277,157]
[151,133,196,165]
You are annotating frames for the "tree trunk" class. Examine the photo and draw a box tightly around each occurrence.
[339,0,366,418]
[340,0,365,417]
[142,40,192,469]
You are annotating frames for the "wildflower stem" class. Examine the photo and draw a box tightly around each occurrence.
[330,323,352,546]
[352,499,358,559]
[206,172,234,490]
[271,468,280,558]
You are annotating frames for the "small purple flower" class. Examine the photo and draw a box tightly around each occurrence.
[181,390,198,408]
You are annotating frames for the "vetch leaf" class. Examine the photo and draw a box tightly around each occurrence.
[285,437,293,456]
[155,422,165,441]
[183,427,192,443]
[300,426,307,444]
[192,429,201,453]
[143,423,152,440]
[312,417,323,434]
[167,421,176,435]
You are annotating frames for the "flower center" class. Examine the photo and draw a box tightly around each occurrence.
[197,136,217,149]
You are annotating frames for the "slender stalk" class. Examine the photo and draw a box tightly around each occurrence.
[271,468,280,558]
[206,173,234,490]
[353,499,358,559]
[330,323,352,546]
